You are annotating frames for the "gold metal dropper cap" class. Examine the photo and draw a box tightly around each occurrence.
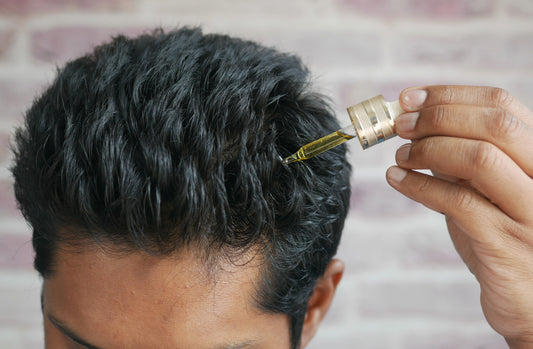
[283,95,404,164]
[347,95,403,149]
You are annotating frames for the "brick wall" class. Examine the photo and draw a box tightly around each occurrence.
[1,0,532,348]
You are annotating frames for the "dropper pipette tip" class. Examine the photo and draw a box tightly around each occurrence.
[282,153,299,165]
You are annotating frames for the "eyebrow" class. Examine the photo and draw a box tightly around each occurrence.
[47,313,104,349]
[48,313,258,349]
[211,342,258,349]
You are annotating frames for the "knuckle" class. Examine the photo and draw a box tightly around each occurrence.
[417,174,433,193]
[471,142,501,172]
[453,187,476,211]
[489,109,521,141]
[490,87,514,108]
[441,86,455,104]
[431,105,447,130]
[502,220,527,243]
[415,137,437,161]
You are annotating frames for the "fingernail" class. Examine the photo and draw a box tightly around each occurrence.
[387,166,407,184]
[402,89,427,110]
[396,143,411,163]
[395,112,419,133]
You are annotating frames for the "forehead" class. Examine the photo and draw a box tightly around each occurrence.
[43,246,289,348]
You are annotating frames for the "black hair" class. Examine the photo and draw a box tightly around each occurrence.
[11,27,351,349]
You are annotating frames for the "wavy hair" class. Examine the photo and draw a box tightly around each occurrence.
[11,27,351,348]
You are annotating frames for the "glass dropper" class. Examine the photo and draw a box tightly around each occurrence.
[283,124,355,164]
[283,95,404,164]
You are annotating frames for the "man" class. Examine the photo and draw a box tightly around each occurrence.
[11,27,533,348]
[12,27,351,348]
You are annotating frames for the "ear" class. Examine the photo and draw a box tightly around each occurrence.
[299,259,344,348]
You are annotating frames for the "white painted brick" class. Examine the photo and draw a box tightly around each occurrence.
[506,0,533,16]
[0,329,43,349]
[355,274,484,320]
[402,327,507,349]
[0,1,531,347]
[0,271,42,328]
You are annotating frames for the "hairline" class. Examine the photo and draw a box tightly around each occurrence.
[44,232,279,314]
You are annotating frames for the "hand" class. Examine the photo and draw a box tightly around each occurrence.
[386,85,533,348]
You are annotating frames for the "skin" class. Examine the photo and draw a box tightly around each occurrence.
[387,85,533,348]
[42,244,344,349]
[44,83,533,347]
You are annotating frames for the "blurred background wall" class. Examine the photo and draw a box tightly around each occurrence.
[1,0,532,348]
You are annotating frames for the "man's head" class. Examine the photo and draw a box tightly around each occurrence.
[12,28,351,348]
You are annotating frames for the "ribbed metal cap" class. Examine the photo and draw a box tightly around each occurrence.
[346,95,400,149]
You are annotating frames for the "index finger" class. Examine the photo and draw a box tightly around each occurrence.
[400,86,532,125]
